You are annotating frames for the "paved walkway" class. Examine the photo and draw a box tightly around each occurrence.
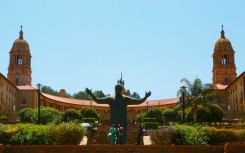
[80,136,152,145]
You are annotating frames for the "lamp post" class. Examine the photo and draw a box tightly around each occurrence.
[36,83,42,124]
[180,86,186,124]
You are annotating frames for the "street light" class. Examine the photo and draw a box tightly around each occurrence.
[36,83,42,124]
[180,86,186,124]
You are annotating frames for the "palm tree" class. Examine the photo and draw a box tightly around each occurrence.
[175,77,219,123]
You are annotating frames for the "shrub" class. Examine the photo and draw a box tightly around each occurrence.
[39,107,63,124]
[173,124,208,145]
[142,118,156,122]
[136,113,144,123]
[149,127,176,145]
[204,126,238,145]
[162,109,178,123]
[143,122,158,130]
[0,123,85,145]
[186,107,211,123]
[52,123,85,144]
[238,129,245,142]
[80,106,100,121]
[0,116,8,121]
[18,108,37,123]
[0,124,17,144]
[208,104,223,122]
[9,124,54,145]
[63,109,80,122]
[143,108,162,123]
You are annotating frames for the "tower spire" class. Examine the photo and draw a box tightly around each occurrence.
[19,25,23,39]
[117,71,124,86]
[221,25,225,38]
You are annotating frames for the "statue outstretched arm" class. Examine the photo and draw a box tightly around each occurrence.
[127,91,151,105]
[85,88,109,104]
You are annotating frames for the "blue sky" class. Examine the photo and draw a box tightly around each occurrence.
[0,1,244,100]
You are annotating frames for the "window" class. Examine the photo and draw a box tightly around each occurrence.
[16,78,19,85]
[221,54,228,65]
[16,55,22,65]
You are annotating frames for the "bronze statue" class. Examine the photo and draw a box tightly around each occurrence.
[85,84,151,143]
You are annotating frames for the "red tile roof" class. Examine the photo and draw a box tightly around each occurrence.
[41,93,179,108]
[215,83,228,90]
[16,85,36,90]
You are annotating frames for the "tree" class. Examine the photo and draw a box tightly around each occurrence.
[162,108,178,123]
[41,85,59,96]
[39,107,63,124]
[126,89,141,99]
[93,90,106,98]
[130,92,141,99]
[208,104,224,122]
[175,77,219,123]
[63,109,81,122]
[143,108,162,123]
[18,108,37,123]
[73,91,91,100]
[80,106,100,121]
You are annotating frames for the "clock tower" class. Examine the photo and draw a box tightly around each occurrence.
[212,25,237,85]
[7,26,32,86]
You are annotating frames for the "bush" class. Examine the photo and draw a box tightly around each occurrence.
[173,124,208,145]
[136,113,144,123]
[143,122,158,130]
[186,107,211,123]
[149,127,176,145]
[52,123,85,144]
[0,116,8,121]
[63,109,80,122]
[39,107,63,124]
[19,108,37,123]
[143,108,162,123]
[142,118,156,122]
[0,123,85,145]
[162,109,178,123]
[204,126,238,145]
[0,124,17,144]
[9,124,54,145]
[80,106,100,121]
[208,104,223,122]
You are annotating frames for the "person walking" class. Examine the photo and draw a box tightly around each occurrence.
[110,124,116,144]
[118,124,124,144]
[136,124,144,145]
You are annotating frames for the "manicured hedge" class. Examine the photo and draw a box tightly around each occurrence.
[149,124,245,145]
[0,123,85,145]
[142,118,156,122]
[143,122,158,130]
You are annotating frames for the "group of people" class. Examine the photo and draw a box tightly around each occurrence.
[109,123,124,145]
[108,123,144,145]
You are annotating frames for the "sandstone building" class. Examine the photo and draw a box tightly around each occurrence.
[0,26,244,121]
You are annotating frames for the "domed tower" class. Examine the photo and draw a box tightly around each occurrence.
[212,25,237,85]
[7,26,32,86]
[117,72,127,95]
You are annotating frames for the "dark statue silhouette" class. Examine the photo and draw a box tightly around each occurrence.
[85,84,151,143]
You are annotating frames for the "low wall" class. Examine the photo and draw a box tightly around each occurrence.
[0,145,225,153]
[224,143,245,153]
[2,144,245,153]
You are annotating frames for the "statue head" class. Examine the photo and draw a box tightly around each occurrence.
[115,84,124,95]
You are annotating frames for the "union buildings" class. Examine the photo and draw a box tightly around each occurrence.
[0,26,245,121]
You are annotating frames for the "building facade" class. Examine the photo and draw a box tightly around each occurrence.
[0,26,245,121]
